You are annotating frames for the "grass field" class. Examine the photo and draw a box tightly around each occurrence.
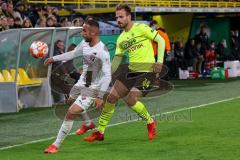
[0,78,240,160]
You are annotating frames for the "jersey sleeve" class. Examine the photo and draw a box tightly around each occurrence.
[138,23,158,40]
[98,49,112,98]
[53,40,84,62]
[114,37,124,56]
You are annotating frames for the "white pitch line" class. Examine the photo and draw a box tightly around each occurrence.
[0,96,240,151]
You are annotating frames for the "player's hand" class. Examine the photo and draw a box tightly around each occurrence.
[153,62,163,73]
[44,58,54,66]
[95,97,104,109]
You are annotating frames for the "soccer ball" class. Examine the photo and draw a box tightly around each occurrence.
[29,41,48,58]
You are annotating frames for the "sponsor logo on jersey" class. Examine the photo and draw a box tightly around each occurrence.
[142,78,151,90]
[120,38,136,50]
[128,43,144,52]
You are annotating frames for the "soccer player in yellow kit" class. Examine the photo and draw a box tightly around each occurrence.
[85,3,165,142]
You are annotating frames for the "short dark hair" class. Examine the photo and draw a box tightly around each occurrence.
[116,3,131,15]
[85,15,94,21]
[14,17,21,21]
[60,17,68,23]
[55,39,63,45]
[84,19,99,29]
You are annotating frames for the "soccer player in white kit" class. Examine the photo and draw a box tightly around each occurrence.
[43,19,111,154]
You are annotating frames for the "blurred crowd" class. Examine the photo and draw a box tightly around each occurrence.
[0,0,84,31]
[165,27,240,79]
[150,20,240,79]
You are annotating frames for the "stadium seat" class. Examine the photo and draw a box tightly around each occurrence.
[10,69,25,85]
[0,72,6,82]
[2,70,14,82]
[18,68,42,85]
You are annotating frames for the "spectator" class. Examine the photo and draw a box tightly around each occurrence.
[22,18,33,28]
[25,5,38,26]
[13,1,26,24]
[1,2,8,16]
[184,38,196,70]
[149,20,171,61]
[174,41,187,77]
[217,39,234,61]
[72,17,84,27]
[86,15,94,20]
[195,24,209,56]
[205,41,216,70]
[165,42,177,79]
[13,17,22,28]
[79,17,84,26]
[1,16,9,30]
[64,43,81,83]
[59,17,68,27]
[53,40,65,60]
[35,18,46,27]
[7,16,14,28]
[46,16,55,27]
[193,42,204,73]
[230,30,240,60]
[51,40,66,104]
[6,2,14,18]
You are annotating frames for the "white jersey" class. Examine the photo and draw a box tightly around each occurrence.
[53,40,111,98]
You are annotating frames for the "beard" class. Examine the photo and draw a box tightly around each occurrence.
[118,22,126,29]
[84,37,92,42]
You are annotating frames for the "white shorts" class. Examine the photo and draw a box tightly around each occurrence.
[74,95,95,111]
[69,83,99,100]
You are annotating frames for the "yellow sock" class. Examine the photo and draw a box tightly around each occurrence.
[97,101,115,133]
[131,101,153,124]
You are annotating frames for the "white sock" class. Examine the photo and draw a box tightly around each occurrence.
[81,111,92,126]
[53,120,74,148]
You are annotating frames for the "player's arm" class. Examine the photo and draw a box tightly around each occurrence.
[111,55,123,74]
[138,24,165,72]
[96,52,112,108]
[44,41,83,66]
[154,34,165,63]
[111,38,124,74]
[98,53,112,98]
[139,24,165,63]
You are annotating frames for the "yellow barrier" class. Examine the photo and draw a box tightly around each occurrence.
[0,69,42,85]
[27,0,240,8]
[0,72,6,82]
[2,70,14,82]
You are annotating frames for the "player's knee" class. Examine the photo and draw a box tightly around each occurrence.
[126,95,138,107]
[126,99,137,107]
[107,94,118,104]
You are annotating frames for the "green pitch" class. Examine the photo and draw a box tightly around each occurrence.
[0,78,240,160]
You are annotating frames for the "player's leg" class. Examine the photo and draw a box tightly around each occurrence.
[75,110,95,135]
[44,102,84,153]
[84,80,129,142]
[126,72,157,140]
[125,88,156,140]
[125,88,153,123]
[69,85,95,134]
[98,80,129,133]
